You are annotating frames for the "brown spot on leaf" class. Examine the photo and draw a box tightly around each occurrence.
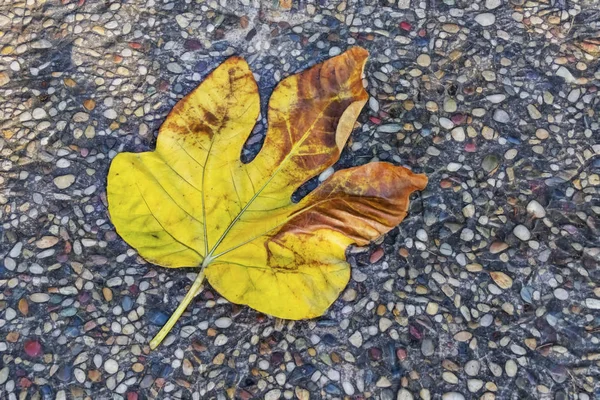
[204,110,219,126]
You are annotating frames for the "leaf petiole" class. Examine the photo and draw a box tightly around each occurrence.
[149,258,211,349]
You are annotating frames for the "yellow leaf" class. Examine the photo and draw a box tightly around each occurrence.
[107,47,428,349]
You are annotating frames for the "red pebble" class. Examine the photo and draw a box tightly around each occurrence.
[400,21,412,31]
[369,116,382,125]
[409,324,423,340]
[127,393,138,400]
[465,142,477,152]
[396,348,407,361]
[451,113,467,125]
[24,339,42,357]
[158,81,169,92]
[19,378,32,388]
[440,180,452,189]
[370,248,384,263]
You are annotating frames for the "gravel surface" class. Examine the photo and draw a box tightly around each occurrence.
[1,0,600,399]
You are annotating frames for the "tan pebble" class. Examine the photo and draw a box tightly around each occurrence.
[442,359,460,371]
[426,302,439,315]
[18,298,29,316]
[454,331,473,342]
[442,371,458,384]
[504,149,518,160]
[442,23,460,33]
[63,78,77,87]
[489,241,508,254]
[342,288,357,302]
[426,101,438,112]
[502,302,514,315]
[525,338,537,350]
[116,66,130,76]
[537,385,550,394]
[88,370,101,382]
[490,271,513,289]
[0,72,9,86]
[482,126,495,140]
[102,287,113,302]
[417,54,431,67]
[53,174,75,189]
[416,285,428,294]
[36,236,59,249]
[84,125,95,139]
[83,99,96,111]
[466,263,482,272]
[212,353,225,365]
[295,387,310,400]
[206,327,217,337]
[132,363,144,372]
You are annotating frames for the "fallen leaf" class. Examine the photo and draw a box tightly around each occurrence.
[107,47,427,348]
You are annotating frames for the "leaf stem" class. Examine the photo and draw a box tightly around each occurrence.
[149,260,209,350]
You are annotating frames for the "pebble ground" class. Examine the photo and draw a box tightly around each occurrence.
[1,0,600,399]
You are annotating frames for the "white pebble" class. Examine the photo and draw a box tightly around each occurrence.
[505,359,518,377]
[104,109,118,119]
[475,13,496,26]
[30,293,50,303]
[526,200,546,218]
[513,224,531,241]
[264,389,281,400]
[214,317,232,328]
[397,388,414,400]
[319,167,335,182]
[493,109,509,123]
[104,359,119,374]
[553,288,569,300]
[451,127,465,142]
[53,174,75,189]
[442,393,465,400]
[585,298,600,309]
[32,108,47,119]
[464,360,480,376]
[349,331,362,347]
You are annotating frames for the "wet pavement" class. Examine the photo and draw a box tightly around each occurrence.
[1,0,600,399]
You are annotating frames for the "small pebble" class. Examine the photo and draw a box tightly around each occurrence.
[513,225,531,241]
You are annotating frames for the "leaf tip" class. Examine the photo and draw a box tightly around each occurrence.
[411,172,428,191]
[346,46,369,61]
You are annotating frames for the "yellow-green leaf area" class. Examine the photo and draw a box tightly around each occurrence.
[107,47,427,347]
